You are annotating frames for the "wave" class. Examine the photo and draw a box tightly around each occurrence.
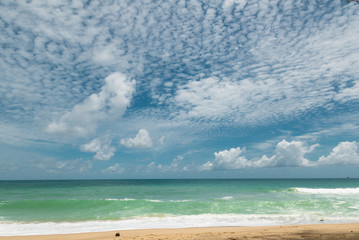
[2,213,359,236]
[169,200,192,202]
[220,196,234,200]
[294,187,359,194]
[146,199,163,202]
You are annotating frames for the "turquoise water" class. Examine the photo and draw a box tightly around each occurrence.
[1,179,359,235]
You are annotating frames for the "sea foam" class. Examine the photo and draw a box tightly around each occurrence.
[1,213,359,236]
[294,187,359,194]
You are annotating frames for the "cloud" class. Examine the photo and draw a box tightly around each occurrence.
[46,72,136,137]
[255,140,318,168]
[35,158,92,174]
[102,163,124,174]
[200,147,249,170]
[201,140,359,171]
[169,0,359,126]
[80,137,115,161]
[0,163,19,172]
[1,0,359,179]
[159,136,166,145]
[148,155,186,172]
[318,141,359,166]
[3,0,359,133]
[174,77,241,121]
[201,140,319,170]
[120,129,153,148]
[335,82,359,103]
[172,71,333,126]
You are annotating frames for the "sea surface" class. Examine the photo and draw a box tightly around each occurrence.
[1,179,359,236]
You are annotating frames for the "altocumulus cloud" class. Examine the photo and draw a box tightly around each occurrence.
[2,0,359,131]
[1,0,359,133]
[201,140,359,170]
[46,72,136,137]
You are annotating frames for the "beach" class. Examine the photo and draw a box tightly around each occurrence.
[1,224,359,240]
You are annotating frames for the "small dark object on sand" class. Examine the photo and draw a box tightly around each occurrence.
[115,232,120,237]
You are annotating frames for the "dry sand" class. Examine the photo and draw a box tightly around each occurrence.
[1,223,359,240]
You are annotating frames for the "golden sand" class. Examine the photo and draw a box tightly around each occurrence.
[1,223,358,240]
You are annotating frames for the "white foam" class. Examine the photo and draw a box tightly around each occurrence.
[146,199,163,202]
[169,200,192,202]
[295,187,359,194]
[2,214,359,236]
[221,196,234,200]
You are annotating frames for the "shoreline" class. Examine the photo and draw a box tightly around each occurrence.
[1,223,358,240]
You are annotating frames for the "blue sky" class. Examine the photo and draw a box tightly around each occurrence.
[1,0,359,179]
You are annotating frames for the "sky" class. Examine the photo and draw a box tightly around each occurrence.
[1,0,359,180]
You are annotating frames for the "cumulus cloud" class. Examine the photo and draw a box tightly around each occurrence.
[120,129,153,148]
[80,137,115,161]
[256,140,318,168]
[318,141,359,166]
[201,140,319,170]
[46,72,136,137]
[200,147,249,170]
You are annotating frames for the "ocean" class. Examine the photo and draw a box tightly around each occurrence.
[0,179,359,236]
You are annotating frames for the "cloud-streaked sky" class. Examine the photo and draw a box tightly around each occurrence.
[1,0,359,179]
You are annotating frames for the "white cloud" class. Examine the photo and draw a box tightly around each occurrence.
[200,140,319,170]
[255,140,318,168]
[252,140,277,151]
[173,72,335,126]
[297,123,359,142]
[4,0,359,130]
[46,72,136,137]
[223,0,247,12]
[92,45,117,65]
[335,82,359,103]
[102,163,124,174]
[1,1,358,135]
[1,0,359,178]
[170,0,359,126]
[318,141,359,166]
[80,137,115,161]
[200,147,250,170]
[148,155,186,172]
[159,136,166,145]
[120,129,153,148]
[34,158,92,174]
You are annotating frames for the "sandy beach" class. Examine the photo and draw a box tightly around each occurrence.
[1,223,358,240]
